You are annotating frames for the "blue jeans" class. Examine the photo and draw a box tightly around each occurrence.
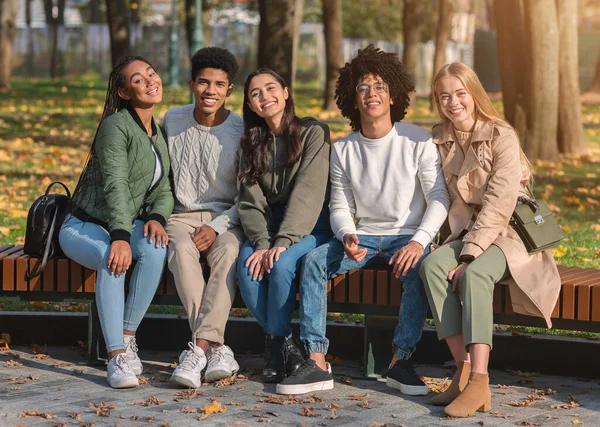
[59,215,167,352]
[237,208,332,337]
[299,234,430,358]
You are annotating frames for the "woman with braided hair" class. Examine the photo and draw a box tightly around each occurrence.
[59,56,173,389]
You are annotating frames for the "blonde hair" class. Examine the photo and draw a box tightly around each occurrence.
[432,62,532,188]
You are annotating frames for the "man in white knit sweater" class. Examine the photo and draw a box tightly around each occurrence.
[163,47,244,388]
[277,45,450,396]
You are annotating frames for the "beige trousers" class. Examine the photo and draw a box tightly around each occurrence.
[167,211,244,344]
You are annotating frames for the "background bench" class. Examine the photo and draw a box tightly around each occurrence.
[2,244,600,376]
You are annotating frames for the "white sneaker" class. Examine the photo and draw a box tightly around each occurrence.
[107,353,139,389]
[204,344,240,383]
[171,342,207,388]
[123,335,143,376]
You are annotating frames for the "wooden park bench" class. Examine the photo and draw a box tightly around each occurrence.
[2,243,600,376]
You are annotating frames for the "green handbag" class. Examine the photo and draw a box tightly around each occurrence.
[510,197,566,255]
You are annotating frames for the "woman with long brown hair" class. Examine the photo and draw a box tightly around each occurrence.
[420,62,560,417]
[236,68,332,385]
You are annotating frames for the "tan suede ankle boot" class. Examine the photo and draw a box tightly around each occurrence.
[444,372,491,418]
[431,361,471,406]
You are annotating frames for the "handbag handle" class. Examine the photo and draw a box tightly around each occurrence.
[516,196,539,213]
[25,207,59,280]
[45,181,71,198]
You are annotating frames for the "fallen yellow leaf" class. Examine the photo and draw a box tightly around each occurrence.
[553,245,567,258]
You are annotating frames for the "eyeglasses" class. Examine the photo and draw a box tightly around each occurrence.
[356,82,389,95]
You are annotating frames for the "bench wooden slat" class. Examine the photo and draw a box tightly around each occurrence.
[1,245,24,291]
[493,283,503,313]
[332,274,346,303]
[15,255,29,291]
[27,257,42,291]
[591,284,600,322]
[84,268,96,292]
[348,270,361,304]
[57,259,69,292]
[362,269,374,304]
[42,259,56,291]
[69,259,84,292]
[389,275,402,307]
[376,270,388,305]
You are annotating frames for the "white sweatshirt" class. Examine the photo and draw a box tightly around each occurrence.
[330,122,450,248]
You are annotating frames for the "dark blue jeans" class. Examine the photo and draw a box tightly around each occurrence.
[299,234,430,358]
[237,208,332,337]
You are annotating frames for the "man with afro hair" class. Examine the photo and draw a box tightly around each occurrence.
[278,45,449,396]
[163,47,244,388]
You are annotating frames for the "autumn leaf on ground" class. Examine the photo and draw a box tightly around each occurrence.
[225,401,244,406]
[519,422,540,426]
[572,421,583,425]
[497,384,514,389]
[325,354,343,366]
[5,352,20,359]
[200,400,227,415]
[4,360,23,367]
[348,393,369,401]
[67,413,84,422]
[32,354,50,360]
[89,402,116,417]
[179,406,197,414]
[511,399,536,407]
[242,404,265,412]
[552,397,581,409]
[337,376,355,385]
[491,411,511,418]
[128,396,165,406]
[173,388,203,401]
[214,373,247,387]
[52,362,73,368]
[300,407,318,417]
[553,245,568,258]
[19,410,56,419]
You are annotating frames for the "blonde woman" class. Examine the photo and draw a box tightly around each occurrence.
[420,62,560,417]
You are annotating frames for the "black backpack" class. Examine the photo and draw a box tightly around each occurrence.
[23,182,71,279]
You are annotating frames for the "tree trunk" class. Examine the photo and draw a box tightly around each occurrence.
[430,0,454,110]
[402,0,420,80]
[89,0,101,23]
[556,0,585,154]
[258,0,304,89]
[493,0,526,136]
[0,0,18,90]
[203,0,216,47]
[522,0,559,161]
[322,0,342,111]
[43,0,65,79]
[106,0,130,67]
[586,50,600,93]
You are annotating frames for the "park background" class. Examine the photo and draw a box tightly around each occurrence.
[0,0,599,280]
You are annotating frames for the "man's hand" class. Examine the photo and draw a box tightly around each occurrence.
[144,220,168,248]
[191,225,217,252]
[245,249,268,281]
[108,240,132,277]
[389,241,425,278]
[263,246,287,273]
[343,233,367,262]
[448,263,467,293]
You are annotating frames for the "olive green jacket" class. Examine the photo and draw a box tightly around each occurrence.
[73,107,174,242]
[238,117,330,250]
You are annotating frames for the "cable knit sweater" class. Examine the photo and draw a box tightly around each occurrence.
[163,105,243,234]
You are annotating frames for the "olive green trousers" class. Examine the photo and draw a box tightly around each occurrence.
[419,240,510,349]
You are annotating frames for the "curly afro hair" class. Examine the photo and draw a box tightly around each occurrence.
[335,44,415,132]
[191,46,239,82]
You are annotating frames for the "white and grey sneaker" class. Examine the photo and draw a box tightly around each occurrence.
[107,353,139,389]
[171,342,207,388]
[204,344,240,383]
[123,335,143,376]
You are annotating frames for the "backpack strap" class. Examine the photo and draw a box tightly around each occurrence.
[25,206,59,280]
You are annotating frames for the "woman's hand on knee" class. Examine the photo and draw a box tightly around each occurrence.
[246,249,268,281]
[108,241,132,277]
[144,220,169,248]
[263,246,286,273]
[448,263,467,293]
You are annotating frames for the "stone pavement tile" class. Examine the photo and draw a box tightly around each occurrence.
[1,346,599,427]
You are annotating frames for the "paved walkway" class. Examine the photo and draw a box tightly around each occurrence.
[1,345,599,427]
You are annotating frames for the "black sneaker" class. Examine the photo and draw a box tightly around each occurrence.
[386,359,428,396]
[276,359,334,395]
[283,336,305,377]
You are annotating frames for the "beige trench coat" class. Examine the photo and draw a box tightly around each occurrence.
[432,120,560,327]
